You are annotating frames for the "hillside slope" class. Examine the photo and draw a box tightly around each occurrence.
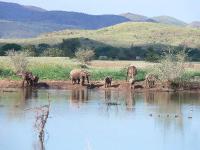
[0,20,75,38]
[1,22,200,48]
[189,21,200,28]
[0,1,129,30]
[120,13,156,22]
[152,16,187,26]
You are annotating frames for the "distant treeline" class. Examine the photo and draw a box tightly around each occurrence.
[0,38,200,61]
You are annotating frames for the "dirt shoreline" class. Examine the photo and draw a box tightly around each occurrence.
[0,80,200,92]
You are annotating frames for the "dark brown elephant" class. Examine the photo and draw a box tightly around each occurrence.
[70,69,90,85]
[16,71,39,87]
[126,65,137,81]
[105,76,112,88]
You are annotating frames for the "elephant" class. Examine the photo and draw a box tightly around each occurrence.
[105,76,112,88]
[126,65,137,81]
[145,74,157,88]
[16,71,39,87]
[70,69,90,85]
[129,78,135,89]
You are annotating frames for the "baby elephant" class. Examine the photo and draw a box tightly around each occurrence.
[105,76,112,88]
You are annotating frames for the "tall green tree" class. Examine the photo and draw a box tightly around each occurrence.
[59,38,81,57]
[145,47,160,62]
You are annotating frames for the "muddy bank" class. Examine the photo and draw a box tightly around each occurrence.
[0,80,200,92]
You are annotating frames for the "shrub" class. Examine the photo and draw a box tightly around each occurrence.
[75,48,95,64]
[152,50,187,82]
[6,50,29,72]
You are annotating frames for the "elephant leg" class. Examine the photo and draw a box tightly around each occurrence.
[22,79,26,87]
[71,78,75,84]
[77,78,80,84]
[81,77,85,85]
[87,76,89,84]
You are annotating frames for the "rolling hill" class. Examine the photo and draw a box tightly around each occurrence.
[1,22,200,49]
[152,16,187,26]
[0,20,74,38]
[189,21,200,28]
[120,13,156,22]
[0,1,130,38]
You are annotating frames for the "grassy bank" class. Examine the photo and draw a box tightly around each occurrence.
[0,57,200,81]
[0,57,147,81]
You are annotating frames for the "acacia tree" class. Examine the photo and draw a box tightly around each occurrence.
[75,48,95,64]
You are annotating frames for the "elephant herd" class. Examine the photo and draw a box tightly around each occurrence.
[17,64,157,89]
[69,65,138,88]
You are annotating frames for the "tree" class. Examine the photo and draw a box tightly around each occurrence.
[75,49,95,64]
[23,45,37,56]
[59,38,81,57]
[37,43,50,54]
[152,50,187,82]
[0,43,21,56]
[145,47,160,62]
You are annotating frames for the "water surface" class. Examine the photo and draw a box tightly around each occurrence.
[0,88,200,150]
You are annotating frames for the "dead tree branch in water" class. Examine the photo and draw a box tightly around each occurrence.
[26,93,50,150]
[34,101,50,142]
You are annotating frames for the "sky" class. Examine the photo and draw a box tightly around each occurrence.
[2,0,200,23]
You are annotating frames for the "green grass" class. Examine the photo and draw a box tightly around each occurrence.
[1,22,200,48]
[0,65,147,81]
[0,57,148,81]
[0,57,200,82]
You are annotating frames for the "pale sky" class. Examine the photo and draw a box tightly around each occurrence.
[2,0,200,23]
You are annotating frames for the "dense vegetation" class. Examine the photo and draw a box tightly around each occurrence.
[0,37,200,61]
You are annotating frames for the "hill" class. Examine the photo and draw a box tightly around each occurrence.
[0,1,129,29]
[0,1,129,38]
[152,16,187,26]
[0,20,74,38]
[120,13,156,22]
[1,22,200,48]
[189,21,200,28]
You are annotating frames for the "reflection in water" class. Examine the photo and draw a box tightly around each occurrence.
[105,89,112,101]
[33,138,45,150]
[0,88,38,119]
[22,87,38,101]
[125,89,135,111]
[104,89,135,112]
[143,92,200,133]
[70,89,89,107]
